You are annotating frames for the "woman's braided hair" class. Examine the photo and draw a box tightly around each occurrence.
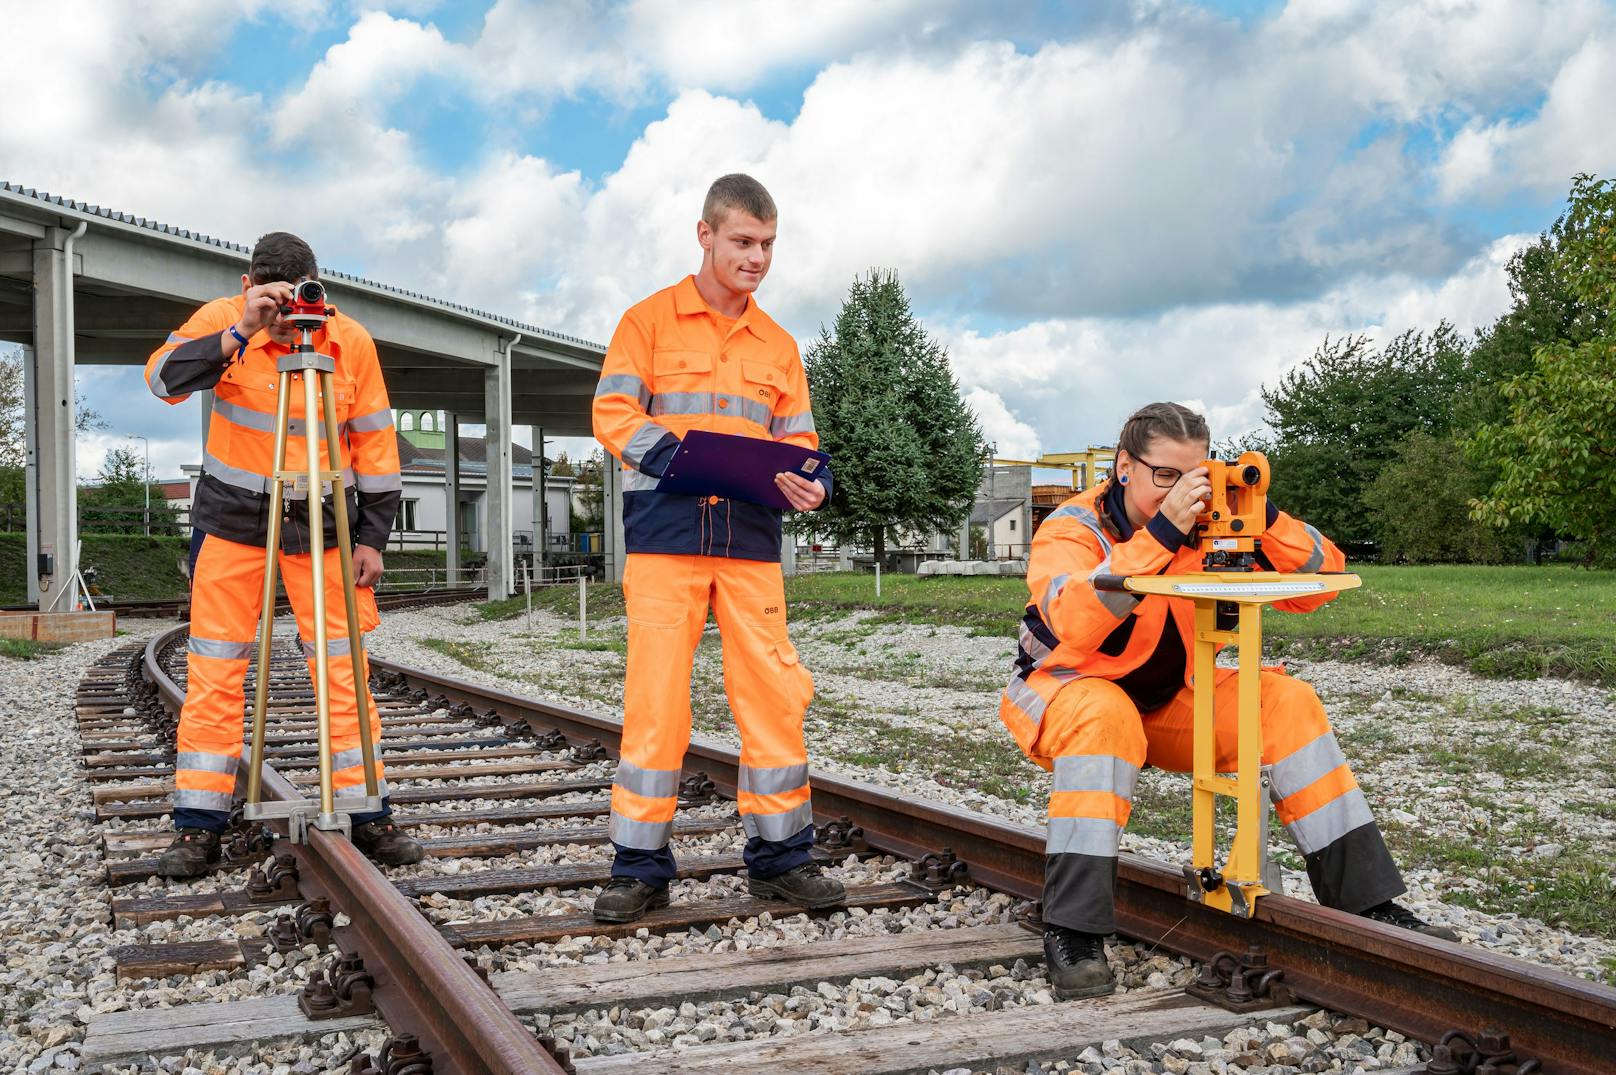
[1116,402,1209,459]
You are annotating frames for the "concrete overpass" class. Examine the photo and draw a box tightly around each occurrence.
[0,181,624,607]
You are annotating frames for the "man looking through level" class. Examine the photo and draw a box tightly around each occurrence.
[145,232,422,876]
[591,174,844,922]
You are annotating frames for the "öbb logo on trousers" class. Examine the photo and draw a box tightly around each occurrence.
[764,605,780,615]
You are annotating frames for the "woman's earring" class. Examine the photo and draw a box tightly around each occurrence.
[1118,474,1128,485]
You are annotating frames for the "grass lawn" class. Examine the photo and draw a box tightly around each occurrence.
[479,565,1616,684]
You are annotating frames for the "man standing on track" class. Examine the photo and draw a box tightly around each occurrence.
[145,232,423,877]
[589,174,844,923]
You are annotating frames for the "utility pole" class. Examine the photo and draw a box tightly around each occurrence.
[131,434,150,536]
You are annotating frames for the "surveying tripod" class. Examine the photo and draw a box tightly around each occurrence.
[1095,452,1359,918]
[242,281,382,843]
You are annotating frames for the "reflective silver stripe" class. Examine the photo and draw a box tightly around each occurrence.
[175,751,239,775]
[203,450,273,494]
[149,352,179,397]
[354,470,403,493]
[167,332,193,344]
[1046,815,1122,857]
[613,760,681,800]
[1089,556,1140,618]
[282,467,357,500]
[609,812,673,850]
[1053,754,1140,801]
[595,375,651,408]
[301,635,359,659]
[1286,788,1374,854]
[622,420,670,469]
[336,778,390,798]
[622,469,660,492]
[331,746,381,771]
[740,799,813,841]
[1045,664,1084,682]
[770,412,815,437]
[649,391,771,427]
[212,397,277,433]
[346,408,393,433]
[1003,677,1048,723]
[1269,731,1348,802]
[1018,623,1052,664]
[1046,504,1111,552]
[1038,573,1070,623]
[188,635,256,660]
[1300,523,1326,573]
[737,762,808,797]
[173,788,236,811]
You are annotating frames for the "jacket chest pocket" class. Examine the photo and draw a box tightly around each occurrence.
[651,350,714,414]
[740,360,785,408]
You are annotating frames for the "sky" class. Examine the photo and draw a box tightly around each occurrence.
[3,0,1614,482]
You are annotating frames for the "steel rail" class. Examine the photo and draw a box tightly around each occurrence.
[144,625,566,1075]
[372,654,1616,1075]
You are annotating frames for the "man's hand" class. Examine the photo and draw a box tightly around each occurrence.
[237,282,294,338]
[352,544,384,588]
[1158,466,1212,534]
[775,471,827,511]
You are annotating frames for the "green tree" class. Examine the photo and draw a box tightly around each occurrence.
[805,270,985,562]
[1259,325,1471,545]
[1469,174,1616,565]
[1364,431,1512,563]
[571,448,605,533]
[80,445,178,535]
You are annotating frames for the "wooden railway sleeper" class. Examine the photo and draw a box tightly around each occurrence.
[350,1034,435,1075]
[1423,1029,1542,1075]
[298,951,376,1019]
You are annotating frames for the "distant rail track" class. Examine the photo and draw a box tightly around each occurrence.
[58,614,1616,1074]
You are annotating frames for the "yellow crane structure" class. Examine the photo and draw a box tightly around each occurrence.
[992,447,1117,490]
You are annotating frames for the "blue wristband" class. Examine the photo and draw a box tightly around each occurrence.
[226,325,249,357]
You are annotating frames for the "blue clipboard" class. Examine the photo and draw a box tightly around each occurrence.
[655,429,830,509]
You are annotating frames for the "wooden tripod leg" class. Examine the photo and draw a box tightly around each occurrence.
[245,371,294,812]
[321,370,380,801]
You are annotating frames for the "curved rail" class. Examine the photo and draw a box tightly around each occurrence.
[143,625,565,1075]
[369,654,1616,1075]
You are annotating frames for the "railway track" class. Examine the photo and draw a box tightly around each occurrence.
[64,619,1616,1074]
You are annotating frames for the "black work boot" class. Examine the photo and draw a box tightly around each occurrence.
[156,828,222,879]
[1043,925,1116,999]
[1360,900,1459,942]
[351,818,425,866]
[748,862,846,909]
[593,878,671,923]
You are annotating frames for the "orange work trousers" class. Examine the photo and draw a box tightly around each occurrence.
[1029,668,1402,932]
[610,554,816,880]
[174,532,387,830]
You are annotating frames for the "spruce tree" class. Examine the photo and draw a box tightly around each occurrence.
[805,270,984,563]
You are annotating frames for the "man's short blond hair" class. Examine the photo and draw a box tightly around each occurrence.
[702,173,777,228]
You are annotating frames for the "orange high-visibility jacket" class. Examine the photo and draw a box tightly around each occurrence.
[592,275,829,561]
[1000,480,1345,759]
[146,295,402,553]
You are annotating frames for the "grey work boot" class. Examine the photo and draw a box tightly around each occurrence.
[156,828,222,879]
[351,818,425,866]
[1361,900,1460,942]
[593,878,671,923]
[748,862,846,909]
[1043,925,1116,999]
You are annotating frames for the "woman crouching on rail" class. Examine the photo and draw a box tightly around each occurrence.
[999,401,1456,1000]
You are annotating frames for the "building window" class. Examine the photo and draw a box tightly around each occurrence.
[1008,518,1016,531]
[399,412,414,432]
[396,499,418,531]
[422,411,435,431]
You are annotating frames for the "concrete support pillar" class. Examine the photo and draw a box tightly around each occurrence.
[29,231,78,609]
[602,456,625,583]
[533,425,546,578]
[444,411,460,586]
[484,347,514,599]
[780,526,797,576]
[959,517,972,560]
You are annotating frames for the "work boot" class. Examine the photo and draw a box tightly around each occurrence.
[1043,925,1116,999]
[593,878,671,923]
[351,818,425,866]
[155,828,222,879]
[748,862,847,909]
[1360,900,1460,942]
